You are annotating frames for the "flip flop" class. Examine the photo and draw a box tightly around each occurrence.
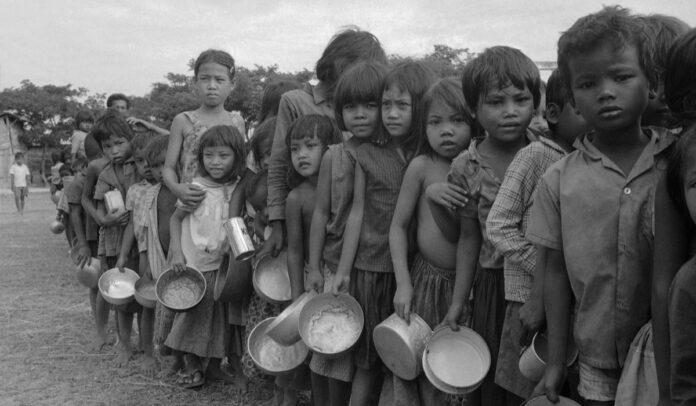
[178,369,205,389]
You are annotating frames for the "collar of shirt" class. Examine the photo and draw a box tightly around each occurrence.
[467,129,540,174]
[537,136,567,156]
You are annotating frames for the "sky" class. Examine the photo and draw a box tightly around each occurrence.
[1,0,695,97]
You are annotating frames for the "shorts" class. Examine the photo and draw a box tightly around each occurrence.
[578,361,621,402]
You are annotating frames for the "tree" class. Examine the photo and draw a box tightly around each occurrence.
[389,44,476,79]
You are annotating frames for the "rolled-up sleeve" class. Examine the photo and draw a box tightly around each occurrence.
[525,171,562,251]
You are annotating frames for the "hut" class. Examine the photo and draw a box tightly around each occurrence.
[0,111,27,188]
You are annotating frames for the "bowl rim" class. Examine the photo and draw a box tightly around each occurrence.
[98,267,139,305]
[155,266,206,311]
[247,317,309,375]
[266,290,318,345]
[298,292,365,357]
[372,312,432,380]
[252,251,292,304]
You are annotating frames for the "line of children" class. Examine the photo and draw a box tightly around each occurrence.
[54,11,696,405]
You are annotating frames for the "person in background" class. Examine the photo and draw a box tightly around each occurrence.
[9,151,31,215]
[71,110,95,162]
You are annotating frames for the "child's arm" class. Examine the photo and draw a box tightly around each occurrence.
[425,182,467,243]
[653,176,691,404]
[332,163,366,294]
[443,216,481,330]
[69,203,90,269]
[82,163,128,227]
[115,215,135,272]
[389,158,424,322]
[168,208,188,272]
[125,117,170,136]
[286,189,305,300]
[228,169,253,218]
[307,152,332,291]
[534,248,571,403]
[519,245,548,343]
[24,169,30,195]
[162,113,205,206]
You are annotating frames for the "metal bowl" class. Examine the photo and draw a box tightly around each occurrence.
[98,268,139,306]
[248,317,309,375]
[266,290,318,346]
[76,257,101,289]
[422,325,490,395]
[519,331,579,382]
[49,219,65,234]
[134,278,157,309]
[298,292,364,358]
[213,254,253,302]
[253,251,291,304]
[373,312,432,380]
[156,267,206,312]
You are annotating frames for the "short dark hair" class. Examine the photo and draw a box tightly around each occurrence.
[194,49,235,80]
[665,28,696,122]
[249,117,276,168]
[545,69,572,134]
[196,125,247,180]
[558,6,656,98]
[462,46,541,111]
[106,93,130,109]
[666,124,696,216]
[382,61,438,149]
[91,109,133,147]
[315,28,387,96]
[417,78,474,156]
[14,152,24,159]
[638,14,690,78]
[285,114,342,189]
[144,135,168,167]
[130,133,151,154]
[333,61,387,136]
[75,110,94,129]
[257,80,303,123]
[72,155,88,171]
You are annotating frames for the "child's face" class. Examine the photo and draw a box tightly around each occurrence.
[426,100,472,159]
[382,85,412,138]
[642,80,675,128]
[568,43,651,135]
[101,135,132,164]
[79,121,93,132]
[133,152,153,181]
[111,100,129,117]
[475,83,535,143]
[150,163,164,183]
[258,136,273,170]
[290,136,324,179]
[553,101,590,147]
[342,101,379,139]
[15,156,24,165]
[195,62,233,108]
[202,145,236,181]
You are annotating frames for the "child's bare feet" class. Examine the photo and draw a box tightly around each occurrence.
[141,354,158,376]
[231,373,249,392]
[168,355,185,376]
[114,346,132,368]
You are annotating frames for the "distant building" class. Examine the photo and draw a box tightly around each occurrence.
[0,111,27,188]
[535,61,557,82]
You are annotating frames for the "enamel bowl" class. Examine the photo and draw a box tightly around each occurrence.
[248,317,309,375]
[98,268,139,306]
[373,312,432,380]
[298,292,364,358]
[156,267,206,312]
[253,251,292,304]
[134,278,157,309]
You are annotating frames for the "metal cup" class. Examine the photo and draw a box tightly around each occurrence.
[223,217,256,261]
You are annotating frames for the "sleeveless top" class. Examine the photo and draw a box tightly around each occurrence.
[323,143,356,268]
[179,110,246,183]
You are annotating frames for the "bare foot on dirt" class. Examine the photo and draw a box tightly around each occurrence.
[114,347,131,368]
[231,373,249,392]
[167,355,184,376]
[141,355,158,376]
[93,335,113,352]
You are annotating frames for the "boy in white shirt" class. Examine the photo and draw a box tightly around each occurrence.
[9,152,31,214]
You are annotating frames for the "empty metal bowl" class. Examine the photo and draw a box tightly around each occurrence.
[253,251,291,304]
[134,278,157,309]
[98,268,139,306]
[373,312,432,380]
[267,290,318,346]
[76,257,101,289]
[248,317,309,375]
[156,267,206,312]
[298,292,364,358]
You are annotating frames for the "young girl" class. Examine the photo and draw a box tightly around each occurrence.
[162,49,246,207]
[331,61,436,406]
[167,125,246,389]
[389,78,474,404]
[305,61,386,406]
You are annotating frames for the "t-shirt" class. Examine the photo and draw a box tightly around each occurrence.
[9,163,30,187]
[71,130,87,158]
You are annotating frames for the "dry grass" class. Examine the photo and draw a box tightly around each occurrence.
[0,192,296,405]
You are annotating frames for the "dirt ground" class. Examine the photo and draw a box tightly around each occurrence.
[0,191,296,405]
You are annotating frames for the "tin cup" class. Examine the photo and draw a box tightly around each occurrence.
[223,217,256,261]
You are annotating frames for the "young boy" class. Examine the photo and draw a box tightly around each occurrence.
[527,7,676,405]
[9,152,30,215]
[91,109,140,368]
[115,134,158,375]
[429,45,541,406]
[485,69,588,400]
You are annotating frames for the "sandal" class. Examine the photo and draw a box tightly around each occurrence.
[177,369,205,389]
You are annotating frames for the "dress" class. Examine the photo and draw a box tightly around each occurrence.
[179,111,246,183]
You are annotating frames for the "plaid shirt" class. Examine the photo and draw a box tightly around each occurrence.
[486,137,566,302]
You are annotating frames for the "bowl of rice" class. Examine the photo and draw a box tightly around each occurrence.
[98,268,139,306]
[248,317,309,375]
[156,267,206,312]
[298,292,364,358]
